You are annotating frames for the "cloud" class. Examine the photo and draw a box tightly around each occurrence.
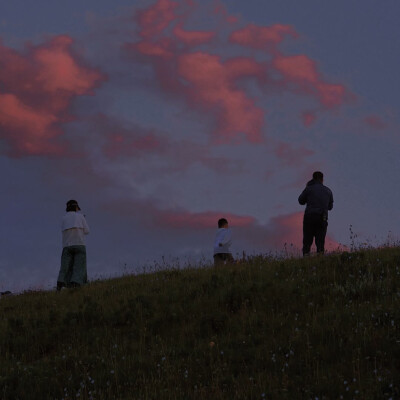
[272,54,349,109]
[246,212,343,253]
[274,142,314,167]
[0,93,62,155]
[177,52,265,143]
[271,212,343,252]
[364,114,387,130]
[102,197,255,230]
[135,0,179,40]
[229,23,298,50]
[158,210,256,229]
[0,35,106,157]
[172,23,216,46]
[123,1,352,148]
[302,111,317,127]
[213,2,239,24]
[106,196,341,254]
[93,114,244,174]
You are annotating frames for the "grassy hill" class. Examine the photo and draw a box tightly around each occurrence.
[1,248,400,399]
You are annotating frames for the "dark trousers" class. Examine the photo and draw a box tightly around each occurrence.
[302,214,328,256]
[214,253,234,266]
[57,245,87,287]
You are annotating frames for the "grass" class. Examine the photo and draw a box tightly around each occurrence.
[0,247,400,399]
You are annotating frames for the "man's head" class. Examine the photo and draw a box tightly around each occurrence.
[218,218,228,228]
[66,199,81,212]
[312,171,324,183]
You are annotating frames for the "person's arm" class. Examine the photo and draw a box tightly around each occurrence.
[219,229,232,246]
[81,215,90,235]
[328,191,333,211]
[298,188,308,205]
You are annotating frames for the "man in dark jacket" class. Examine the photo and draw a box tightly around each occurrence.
[298,171,333,256]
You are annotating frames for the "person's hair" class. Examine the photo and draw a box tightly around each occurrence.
[312,171,324,181]
[218,218,228,228]
[66,204,78,212]
[66,200,79,212]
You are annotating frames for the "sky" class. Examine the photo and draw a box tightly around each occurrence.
[1,0,400,292]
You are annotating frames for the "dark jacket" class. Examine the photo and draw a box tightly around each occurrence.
[298,179,333,217]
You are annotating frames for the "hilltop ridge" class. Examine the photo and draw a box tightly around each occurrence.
[1,248,399,399]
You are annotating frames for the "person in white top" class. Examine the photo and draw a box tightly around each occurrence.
[213,218,234,266]
[57,200,90,290]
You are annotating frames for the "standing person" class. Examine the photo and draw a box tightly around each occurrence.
[213,218,234,266]
[298,171,333,256]
[57,200,90,290]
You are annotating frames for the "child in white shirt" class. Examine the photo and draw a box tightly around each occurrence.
[213,218,234,266]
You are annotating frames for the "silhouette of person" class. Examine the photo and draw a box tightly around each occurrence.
[298,171,333,256]
[57,200,90,290]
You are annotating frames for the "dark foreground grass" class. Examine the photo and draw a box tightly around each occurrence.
[1,248,400,400]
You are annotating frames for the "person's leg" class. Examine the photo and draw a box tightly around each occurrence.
[226,253,235,264]
[57,247,74,289]
[70,246,87,286]
[315,221,328,254]
[214,253,225,266]
[302,217,314,256]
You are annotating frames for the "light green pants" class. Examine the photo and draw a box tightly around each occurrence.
[57,245,87,286]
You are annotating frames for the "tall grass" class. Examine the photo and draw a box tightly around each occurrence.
[1,248,399,399]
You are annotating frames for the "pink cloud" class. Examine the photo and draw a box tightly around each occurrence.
[94,114,244,174]
[213,3,239,24]
[131,40,174,59]
[124,1,353,147]
[0,93,62,155]
[364,114,387,130]
[262,212,343,252]
[316,82,347,108]
[104,193,343,254]
[273,54,318,83]
[102,197,256,231]
[173,23,216,45]
[135,0,179,39]
[0,36,105,157]
[178,52,265,142]
[34,36,101,95]
[272,54,349,109]
[230,23,298,50]
[124,1,268,144]
[159,210,256,229]
[302,111,317,127]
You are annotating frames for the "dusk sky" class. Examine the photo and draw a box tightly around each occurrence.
[1,0,400,292]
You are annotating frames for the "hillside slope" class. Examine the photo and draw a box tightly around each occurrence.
[1,248,399,399]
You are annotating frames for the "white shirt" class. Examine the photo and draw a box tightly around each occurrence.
[61,212,90,247]
[214,228,232,254]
